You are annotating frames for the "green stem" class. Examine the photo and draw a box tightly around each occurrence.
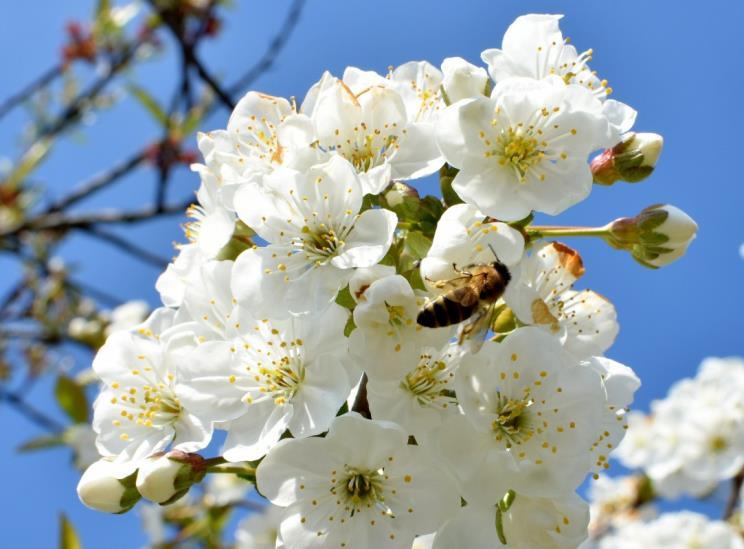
[526,224,611,239]
[207,465,257,475]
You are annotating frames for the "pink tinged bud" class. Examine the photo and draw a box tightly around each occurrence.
[77,459,140,514]
[608,204,698,268]
[591,132,664,185]
[136,452,205,504]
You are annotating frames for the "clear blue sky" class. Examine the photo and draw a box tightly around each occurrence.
[1,1,743,545]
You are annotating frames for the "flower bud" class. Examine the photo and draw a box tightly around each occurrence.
[77,459,140,514]
[607,204,698,268]
[591,132,663,185]
[441,57,490,104]
[382,181,420,208]
[136,451,206,505]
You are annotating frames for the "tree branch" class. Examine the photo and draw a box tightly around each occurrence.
[0,388,65,433]
[77,225,170,268]
[0,64,64,122]
[227,0,307,95]
[47,150,148,213]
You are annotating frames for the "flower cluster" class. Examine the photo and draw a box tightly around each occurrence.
[593,511,744,549]
[615,357,744,499]
[76,13,700,548]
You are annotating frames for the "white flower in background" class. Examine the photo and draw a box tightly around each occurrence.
[586,474,655,538]
[615,357,744,499]
[104,299,150,338]
[441,57,489,104]
[481,14,636,136]
[505,242,618,358]
[236,504,285,549]
[204,471,252,507]
[436,79,614,220]
[257,413,460,549]
[598,511,744,549]
[64,423,100,470]
[303,71,443,195]
[92,308,211,466]
[348,272,452,379]
[436,327,619,499]
[231,156,397,316]
[366,342,463,442]
[433,493,589,549]
[178,260,355,461]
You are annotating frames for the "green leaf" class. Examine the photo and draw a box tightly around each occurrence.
[405,231,432,260]
[127,84,168,127]
[95,0,111,20]
[181,105,206,136]
[59,514,82,549]
[55,375,89,423]
[18,433,65,453]
[335,286,356,310]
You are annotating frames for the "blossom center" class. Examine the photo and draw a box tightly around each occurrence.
[301,224,346,260]
[335,466,389,517]
[492,127,543,182]
[402,354,456,409]
[491,393,535,448]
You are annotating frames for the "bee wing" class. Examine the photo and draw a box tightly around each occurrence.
[457,305,493,353]
[428,274,472,292]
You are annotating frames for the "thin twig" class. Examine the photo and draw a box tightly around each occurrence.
[77,225,169,268]
[47,150,147,213]
[228,0,307,95]
[0,388,64,433]
[0,64,64,121]
[4,199,191,235]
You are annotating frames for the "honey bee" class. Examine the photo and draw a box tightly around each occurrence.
[417,257,512,330]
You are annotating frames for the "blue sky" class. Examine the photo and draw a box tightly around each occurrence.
[1,1,743,546]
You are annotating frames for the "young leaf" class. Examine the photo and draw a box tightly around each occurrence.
[18,433,65,453]
[127,84,169,127]
[59,514,82,549]
[55,375,89,424]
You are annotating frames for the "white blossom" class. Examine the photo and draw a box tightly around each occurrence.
[231,156,397,316]
[236,504,286,549]
[481,14,636,136]
[436,79,614,220]
[433,493,589,549]
[257,413,460,549]
[92,308,211,466]
[435,327,631,499]
[598,511,744,549]
[505,241,618,358]
[178,260,355,461]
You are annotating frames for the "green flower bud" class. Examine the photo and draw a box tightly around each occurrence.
[77,459,140,514]
[136,451,206,505]
[608,204,698,268]
[591,132,663,185]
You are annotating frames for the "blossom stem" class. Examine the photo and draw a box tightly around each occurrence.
[525,224,611,239]
[723,467,744,520]
[206,465,256,475]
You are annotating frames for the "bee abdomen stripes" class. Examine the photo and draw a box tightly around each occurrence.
[417,294,477,328]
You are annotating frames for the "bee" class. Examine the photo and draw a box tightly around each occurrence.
[417,255,512,330]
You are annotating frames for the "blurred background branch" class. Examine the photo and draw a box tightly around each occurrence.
[0,3,305,543]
